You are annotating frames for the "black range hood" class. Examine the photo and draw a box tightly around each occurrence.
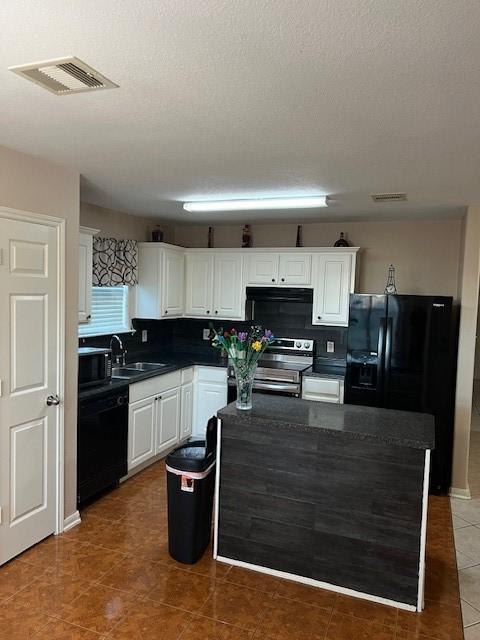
[246,287,313,303]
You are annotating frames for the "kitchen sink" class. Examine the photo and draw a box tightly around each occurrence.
[112,367,140,378]
[125,362,167,371]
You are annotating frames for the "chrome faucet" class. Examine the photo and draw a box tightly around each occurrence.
[110,334,126,366]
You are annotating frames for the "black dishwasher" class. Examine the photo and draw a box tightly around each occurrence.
[77,385,129,507]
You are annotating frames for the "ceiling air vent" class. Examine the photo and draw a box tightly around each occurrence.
[9,56,118,95]
[370,193,407,203]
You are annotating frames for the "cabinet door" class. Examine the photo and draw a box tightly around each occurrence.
[185,253,214,316]
[247,254,279,285]
[213,254,244,319]
[312,254,352,326]
[128,397,156,471]
[180,382,194,440]
[193,381,227,438]
[78,232,93,323]
[156,387,180,454]
[162,249,185,317]
[278,253,312,285]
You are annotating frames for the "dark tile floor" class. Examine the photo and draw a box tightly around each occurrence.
[0,461,463,639]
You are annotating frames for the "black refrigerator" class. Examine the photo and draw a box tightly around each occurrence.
[345,294,457,493]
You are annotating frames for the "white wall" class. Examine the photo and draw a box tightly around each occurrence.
[0,144,79,518]
[81,202,175,242]
[451,207,480,495]
[174,218,463,299]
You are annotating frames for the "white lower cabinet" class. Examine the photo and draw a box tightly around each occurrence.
[128,367,198,472]
[301,377,344,404]
[156,387,181,455]
[128,397,156,469]
[193,366,228,438]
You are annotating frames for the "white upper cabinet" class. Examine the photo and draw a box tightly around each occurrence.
[137,243,185,319]
[162,248,185,317]
[312,252,356,326]
[78,226,98,324]
[247,253,279,284]
[185,253,214,316]
[185,252,244,320]
[278,253,311,285]
[213,254,244,319]
[247,253,311,286]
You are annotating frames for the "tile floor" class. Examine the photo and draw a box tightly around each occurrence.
[453,392,480,640]
[0,460,463,639]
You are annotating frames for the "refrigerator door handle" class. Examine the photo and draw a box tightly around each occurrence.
[377,318,386,404]
[384,317,393,403]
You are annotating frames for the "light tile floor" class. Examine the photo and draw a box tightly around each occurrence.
[452,386,480,638]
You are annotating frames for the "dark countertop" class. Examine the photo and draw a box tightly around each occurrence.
[218,394,435,450]
[78,351,227,400]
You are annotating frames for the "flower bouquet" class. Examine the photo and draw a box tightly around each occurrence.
[211,325,275,410]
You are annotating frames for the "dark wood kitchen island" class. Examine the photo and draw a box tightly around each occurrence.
[214,394,434,612]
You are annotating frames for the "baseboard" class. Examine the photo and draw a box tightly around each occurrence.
[63,510,81,532]
[449,486,471,500]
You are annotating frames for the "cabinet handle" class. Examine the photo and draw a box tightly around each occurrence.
[86,314,91,320]
[165,310,168,314]
[271,278,275,283]
[206,310,210,314]
[281,278,285,282]
[215,310,218,314]
[317,316,322,320]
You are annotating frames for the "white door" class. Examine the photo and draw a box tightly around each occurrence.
[128,397,156,471]
[213,254,244,319]
[312,253,352,326]
[278,253,312,285]
[193,381,227,438]
[180,382,194,440]
[0,216,59,565]
[78,231,92,323]
[156,387,180,454]
[247,254,279,285]
[185,253,214,317]
[162,249,184,317]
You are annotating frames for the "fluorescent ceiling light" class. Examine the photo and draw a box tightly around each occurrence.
[183,196,329,212]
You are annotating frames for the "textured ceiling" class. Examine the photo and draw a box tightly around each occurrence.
[0,0,478,223]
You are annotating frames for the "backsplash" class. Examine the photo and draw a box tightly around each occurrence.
[79,309,348,365]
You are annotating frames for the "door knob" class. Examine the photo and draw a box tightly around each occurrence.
[46,394,60,406]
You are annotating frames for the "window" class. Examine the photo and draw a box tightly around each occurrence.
[79,286,131,337]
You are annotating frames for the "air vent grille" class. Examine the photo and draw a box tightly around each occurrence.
[370,193,407,203]
[9,57,118,95]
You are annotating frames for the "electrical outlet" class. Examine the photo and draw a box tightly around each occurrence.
[141,329,148,343]
[203,328,210,340]
[326,340,335,353]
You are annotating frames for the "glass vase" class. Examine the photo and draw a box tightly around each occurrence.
[233,360,257,410]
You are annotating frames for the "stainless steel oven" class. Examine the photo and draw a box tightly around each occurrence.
[227,337,314,401]
[78,347,112,389]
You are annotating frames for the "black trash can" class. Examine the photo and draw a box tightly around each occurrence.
[166,417,217,564]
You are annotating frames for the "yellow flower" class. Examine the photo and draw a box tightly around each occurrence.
[251,340,262,352]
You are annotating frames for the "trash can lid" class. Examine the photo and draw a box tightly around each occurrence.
[166,443,215,473]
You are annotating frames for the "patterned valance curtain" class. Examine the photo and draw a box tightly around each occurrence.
[92,237,138,286]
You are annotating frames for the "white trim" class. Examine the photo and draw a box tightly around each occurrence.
[449,486,471,499]
[213,418,222,560]
[0,206,66,537]
[79,226,99,236]
[166,461,215,479]
[215,555,416,612]
[417,449,431,612]
[63,510,81,532]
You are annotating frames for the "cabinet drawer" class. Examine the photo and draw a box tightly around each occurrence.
[181,367,194,384]
[302,377,344,403]
[195,366,227,383]
[130,370,182,402]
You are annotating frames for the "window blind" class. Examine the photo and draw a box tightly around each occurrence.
[79,286,129,337]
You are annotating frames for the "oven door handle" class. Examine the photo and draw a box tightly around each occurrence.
[252,381,300,393]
